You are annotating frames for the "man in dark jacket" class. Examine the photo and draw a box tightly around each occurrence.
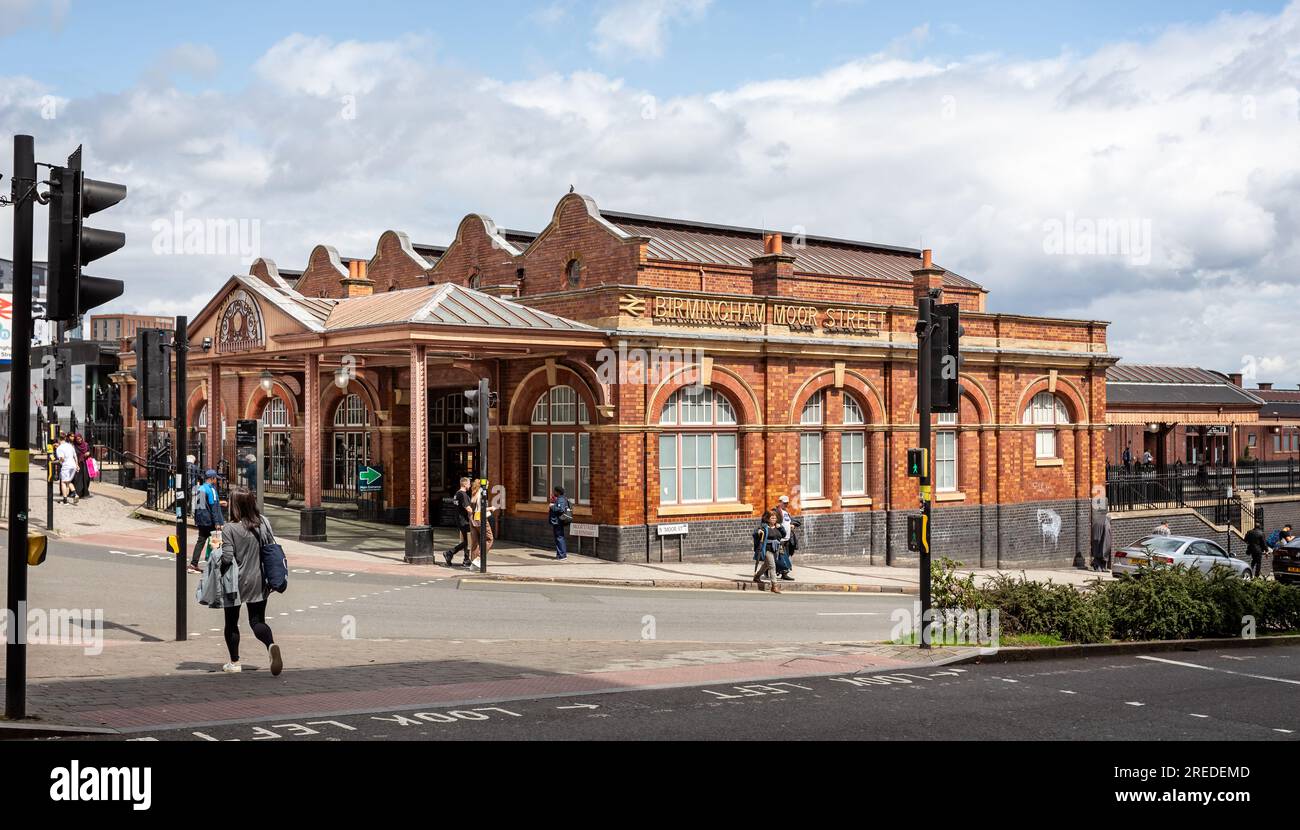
[1245,525,1269,578]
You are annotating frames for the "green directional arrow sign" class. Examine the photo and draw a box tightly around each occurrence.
[358,465,384,491]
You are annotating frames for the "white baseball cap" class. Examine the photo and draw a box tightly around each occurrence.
[778,495,790,503]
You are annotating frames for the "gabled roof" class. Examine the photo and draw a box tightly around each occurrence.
[1255,388,1300,418]
[600,210,981,290]
[322,283,597,332]
[1105,364,1264,408]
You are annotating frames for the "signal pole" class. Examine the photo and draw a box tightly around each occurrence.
[6,135,36,719]
[174,317,188,641]
[916,289,936,649]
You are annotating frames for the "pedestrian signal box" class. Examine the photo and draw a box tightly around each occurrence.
[906,448,927,478]
[907,514,924,552]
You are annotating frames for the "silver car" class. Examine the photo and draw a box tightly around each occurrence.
[1110,534,1253,579]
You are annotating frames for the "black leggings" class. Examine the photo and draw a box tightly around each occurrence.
[223,600,273,662]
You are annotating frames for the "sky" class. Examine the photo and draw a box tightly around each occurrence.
[1,0,1298,384]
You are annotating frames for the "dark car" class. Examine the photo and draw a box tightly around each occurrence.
[1273,539,1300,585]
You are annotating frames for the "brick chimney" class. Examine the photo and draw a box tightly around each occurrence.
[1228,373,1243,387]
[911,248,946,303]
[1257,382,1273,391]
[342,260,374,297]
[751,232,796,296]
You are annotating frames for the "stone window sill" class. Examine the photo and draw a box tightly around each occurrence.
[658,502,753,517]
[798,497,833,509]
[935,491,967,502]
[1035,457,1064,467]
[840,496,873,507]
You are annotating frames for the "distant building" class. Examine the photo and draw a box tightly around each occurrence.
[87,314,174,344]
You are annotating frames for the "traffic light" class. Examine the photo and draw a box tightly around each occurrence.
[134,328,172,420]
[931,302,963,414]
[906,448,928,478]
[43,346,71,407]
[463,378,491,446]
[46,145,126,322]
[907,514,925,552]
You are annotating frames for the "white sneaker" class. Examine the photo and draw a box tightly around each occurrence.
[222,662,242,673]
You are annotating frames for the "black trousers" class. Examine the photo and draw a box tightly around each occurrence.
[223,600,273,663]
[447,527,470,561]
[1251,553,1263,578]
[192,526,216,566]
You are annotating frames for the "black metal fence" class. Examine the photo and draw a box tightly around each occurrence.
[1106,461,1300,514]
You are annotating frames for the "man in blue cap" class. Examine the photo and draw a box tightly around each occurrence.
[188,469,226,573]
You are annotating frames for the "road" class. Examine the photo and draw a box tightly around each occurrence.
[75,646,1300,741]
[3,538,910,644]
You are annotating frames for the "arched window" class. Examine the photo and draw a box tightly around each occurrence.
[1023,391,1070,459]
[193,403,209,469]
[530,385,591,503]
[262,397,290,488]
[332,393,371,492]
[658,387,738,504]
[799,391,824,498]
[841,394,867,496]
[468,268,482,290]
[566,259,581,288]
[196,403,208,428]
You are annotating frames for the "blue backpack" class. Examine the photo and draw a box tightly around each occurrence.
[1267,530,1282,548]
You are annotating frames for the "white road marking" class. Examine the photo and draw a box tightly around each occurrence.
[1218,655,1254,661]
[557,703,600,710]
[1136,656,1212,671]
[1190,713,1210,718]
[1060,690,1077,694]
[294,609,304,613]
[1138,655,1300,686]
[1275,728,1295,734]
[189,632,202,637]
[816,612,880,616]
[279,612,288,616]
[1125,701,1145,707]
[1000,678,1018,683]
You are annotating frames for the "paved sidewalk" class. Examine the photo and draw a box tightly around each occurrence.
[7,463,1108,593]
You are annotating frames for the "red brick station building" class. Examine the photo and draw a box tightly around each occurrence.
[115,192,1114,567]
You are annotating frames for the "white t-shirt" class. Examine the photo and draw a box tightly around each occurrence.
[56,442,78,469]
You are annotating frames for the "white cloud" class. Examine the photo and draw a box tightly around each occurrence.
[1,6,1298,382]
[590,0,711,60]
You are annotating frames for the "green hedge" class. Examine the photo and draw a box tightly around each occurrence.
[930,558,1300,645]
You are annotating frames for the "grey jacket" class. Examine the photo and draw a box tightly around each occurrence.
[197,553,239,608]
[220,518,270,605]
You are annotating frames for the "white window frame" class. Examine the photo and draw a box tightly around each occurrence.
[658,388,739,505]
[936,411,958,492]
[841,395,867,497]
[1023,392,1069,459]
[529,386,591,503]
[799,392,824,498]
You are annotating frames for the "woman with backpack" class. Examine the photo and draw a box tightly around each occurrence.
[752,510,787,593]
[217,486,283,676]
[548,485,572,560]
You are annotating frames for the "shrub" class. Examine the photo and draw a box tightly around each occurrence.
[1098,566,1220,640]
[978,573,1111,644]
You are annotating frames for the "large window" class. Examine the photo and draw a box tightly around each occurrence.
[659,387,738,504]
[841,395,866,496]
[530,385,591,503]
[332,393,371,490]
[935,411,957,492]
[799,391,824,498]
[1023,392,1070,459]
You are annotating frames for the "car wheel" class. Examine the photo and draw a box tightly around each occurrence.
[1239,567,1253,580]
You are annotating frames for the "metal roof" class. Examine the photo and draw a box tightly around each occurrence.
[600,210,981,290]
[322,283,596,332]
[1105,364,1263,408]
